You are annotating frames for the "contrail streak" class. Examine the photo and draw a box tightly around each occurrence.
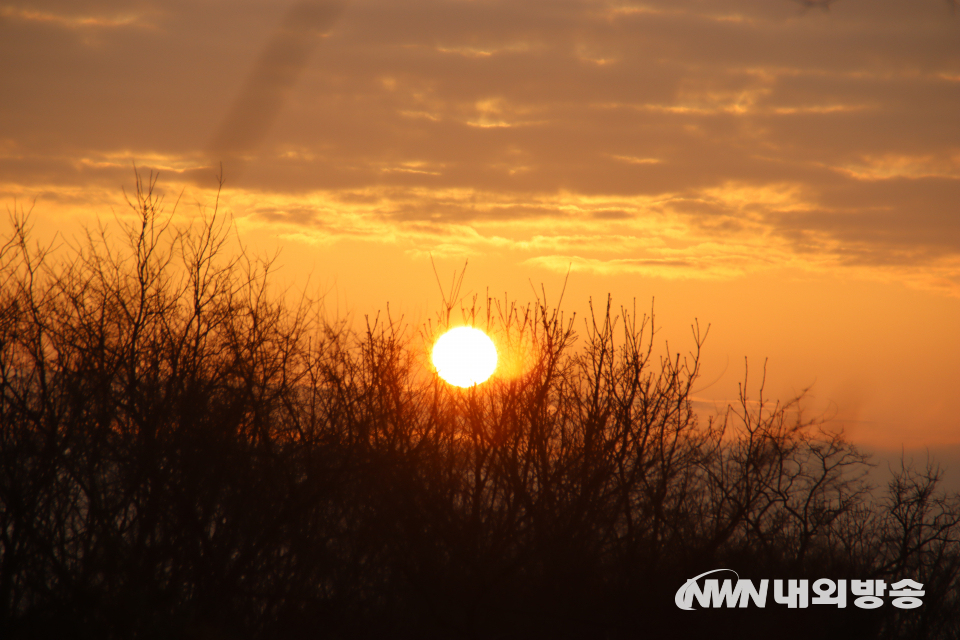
[209,0,348,166]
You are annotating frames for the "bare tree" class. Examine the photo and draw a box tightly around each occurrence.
[0,171,957,639]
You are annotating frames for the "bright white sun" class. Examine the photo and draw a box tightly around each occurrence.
[432,326,498,388]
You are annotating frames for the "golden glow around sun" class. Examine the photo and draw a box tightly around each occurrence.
[431,326,498,387]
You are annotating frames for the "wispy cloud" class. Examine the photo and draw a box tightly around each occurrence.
[0,5,146,29]
[2,0,959,294]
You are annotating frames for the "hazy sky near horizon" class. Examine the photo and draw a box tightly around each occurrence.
[2,0,960,450]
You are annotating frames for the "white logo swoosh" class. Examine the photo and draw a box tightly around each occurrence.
[675,568,741,610]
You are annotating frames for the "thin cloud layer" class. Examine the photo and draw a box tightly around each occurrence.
[2,0,959,291]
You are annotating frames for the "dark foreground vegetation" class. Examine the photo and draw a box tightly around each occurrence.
[1,175,959,639]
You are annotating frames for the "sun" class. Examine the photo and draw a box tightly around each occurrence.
[432,326,498,387]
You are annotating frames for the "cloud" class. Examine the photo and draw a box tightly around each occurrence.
[2,0,960,292]
[0,4,149,30]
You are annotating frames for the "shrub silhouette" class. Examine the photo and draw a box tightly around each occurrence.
[0,173,958,639]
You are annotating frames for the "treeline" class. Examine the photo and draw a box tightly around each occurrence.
[1,175,958,639]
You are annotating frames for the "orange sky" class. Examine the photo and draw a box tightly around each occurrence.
[2,0,959,462]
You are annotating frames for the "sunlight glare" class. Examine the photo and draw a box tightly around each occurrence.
[432,326,498,387]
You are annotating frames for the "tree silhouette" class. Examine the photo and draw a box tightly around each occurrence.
[0,172,958,639]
